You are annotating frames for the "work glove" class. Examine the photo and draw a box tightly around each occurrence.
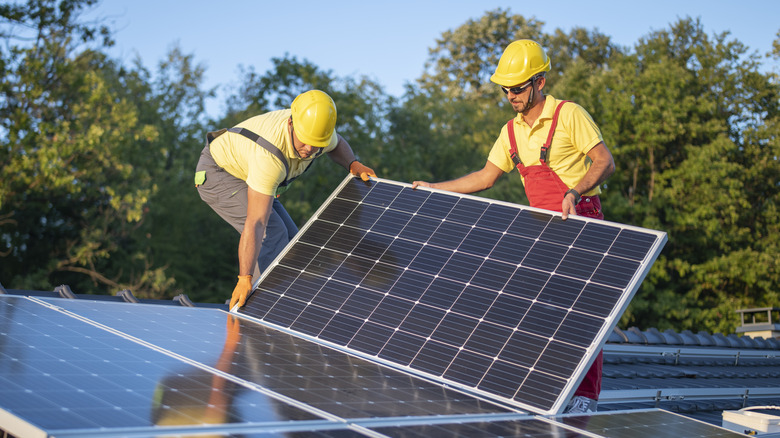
[230,275,253,309]
[349,161,376,182]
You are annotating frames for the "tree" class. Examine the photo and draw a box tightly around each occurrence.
[122,45,231,302]
[1,0,152,291]
[385,9,545,203]
[587,18,780,332]
[0,1,214,299]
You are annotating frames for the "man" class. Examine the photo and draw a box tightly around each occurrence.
[412,39,614,413]
[195,90,376,310]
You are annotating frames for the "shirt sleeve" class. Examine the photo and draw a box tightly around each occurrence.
[564,103,604,155]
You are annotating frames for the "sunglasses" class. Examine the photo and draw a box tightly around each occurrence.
[501,81,533,95]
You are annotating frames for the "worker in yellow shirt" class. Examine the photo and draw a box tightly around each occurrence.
[195,90,375,309]
[413,40,615,413]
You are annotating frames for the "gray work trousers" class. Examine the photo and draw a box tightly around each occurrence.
[195,145,298,279]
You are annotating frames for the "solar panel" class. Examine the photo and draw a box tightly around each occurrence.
[0,295,511,437]
[1,294,742,437]
[0,296,323,437]
[239,176,667,415]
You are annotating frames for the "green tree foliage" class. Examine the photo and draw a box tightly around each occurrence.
[385,9,547,202]
[389,10,779,334]
[584,19,780,332]
[123,46,232,303]
[2,2,777,334]
[0,0,216,300]
[0,0,161,293]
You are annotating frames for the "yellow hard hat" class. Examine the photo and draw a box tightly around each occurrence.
[490,39,551,87]
[290,90,337,147]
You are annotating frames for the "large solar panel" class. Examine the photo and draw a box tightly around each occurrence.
[0,296,742,438]
[239,176,668,415]
[0,295,511,437]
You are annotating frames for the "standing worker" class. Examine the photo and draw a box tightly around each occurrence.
[412,39,614,413]
[195,90,376,310]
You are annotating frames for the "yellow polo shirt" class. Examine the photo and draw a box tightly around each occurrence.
[209,109,338,196]
[487,96,604,195]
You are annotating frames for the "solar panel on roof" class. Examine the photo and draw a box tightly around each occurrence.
[5,256,746,437]
[239,176,667,415]
[0,295,512,437]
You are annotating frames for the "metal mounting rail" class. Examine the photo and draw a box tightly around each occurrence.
[604,343,780,365]
[600,387,780,408]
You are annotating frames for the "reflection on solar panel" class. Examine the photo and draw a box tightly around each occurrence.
[240,176,667,415]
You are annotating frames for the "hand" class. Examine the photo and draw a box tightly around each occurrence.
[411,181,432,190]
[230,275,253,309]
[349,161,376,181]
[561,193,579,220]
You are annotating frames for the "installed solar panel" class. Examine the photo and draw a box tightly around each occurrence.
[0,295,741,438]
[240,176,667,415]
[0,295,510,437]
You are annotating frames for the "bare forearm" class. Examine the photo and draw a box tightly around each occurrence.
[573,161,614,196]
[574,143,615,195]
[429,172,493,194]
[237,222,264,276]
[327,135,358,170]
[413,161,503,194]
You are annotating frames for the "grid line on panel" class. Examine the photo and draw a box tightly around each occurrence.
[240,177,667,415]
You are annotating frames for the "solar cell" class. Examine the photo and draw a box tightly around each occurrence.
[240,176,667,415]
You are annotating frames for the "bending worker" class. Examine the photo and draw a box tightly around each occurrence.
[412,39,614,413]
[195,90,376,309]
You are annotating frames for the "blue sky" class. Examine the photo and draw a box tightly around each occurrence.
[89,0,779,118]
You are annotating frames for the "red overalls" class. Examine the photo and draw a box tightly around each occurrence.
[507,101,602,400]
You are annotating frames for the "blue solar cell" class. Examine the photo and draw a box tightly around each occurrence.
[343,202,384,229]
[609,229,659,261]
[476,203,521,232]
[389,186,430,213]
[416,192,458,218]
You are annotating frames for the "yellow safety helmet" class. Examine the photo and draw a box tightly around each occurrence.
[490,39,551,86]
[290,90,337,147]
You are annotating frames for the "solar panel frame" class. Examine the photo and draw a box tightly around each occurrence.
[238,176,668,416]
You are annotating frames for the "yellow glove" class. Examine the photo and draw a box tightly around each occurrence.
[230,275,253,309]
[349,160,376,182]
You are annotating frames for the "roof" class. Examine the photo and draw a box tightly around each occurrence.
[601,328,780,426]
[2,282,779,437]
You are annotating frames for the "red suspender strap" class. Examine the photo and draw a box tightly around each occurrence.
[507,100,571,170]
[539,100,569,163]
[506,119,524,171]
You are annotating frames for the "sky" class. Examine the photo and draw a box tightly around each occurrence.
[88,0,779,118]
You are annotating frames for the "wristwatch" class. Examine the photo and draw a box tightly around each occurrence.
[564,189,581,205]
